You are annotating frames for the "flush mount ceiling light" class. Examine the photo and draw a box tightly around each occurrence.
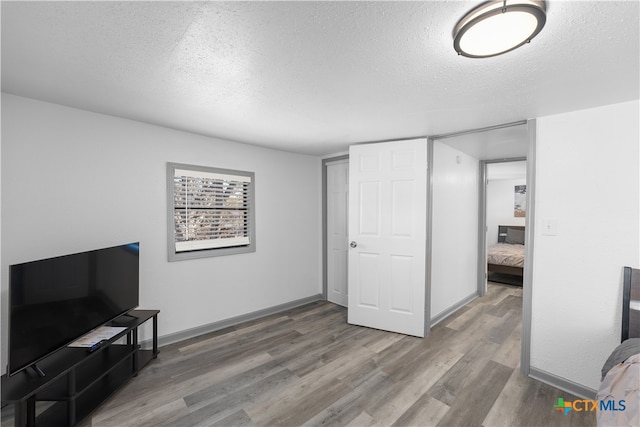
[453,0,547,58]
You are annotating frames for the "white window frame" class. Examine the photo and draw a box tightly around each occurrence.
[167,162,256,261]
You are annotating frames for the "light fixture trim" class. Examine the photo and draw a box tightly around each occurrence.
[453,0,547,58]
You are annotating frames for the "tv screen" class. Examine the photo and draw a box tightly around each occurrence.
[8,242,139,376]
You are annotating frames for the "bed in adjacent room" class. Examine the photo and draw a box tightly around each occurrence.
[487,225,525,285]
[597,266,640,427]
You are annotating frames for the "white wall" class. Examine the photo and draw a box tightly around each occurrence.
[486,163,526,245]
[431,141,479,319]
[531,100,639,391]
[1,94,322,374]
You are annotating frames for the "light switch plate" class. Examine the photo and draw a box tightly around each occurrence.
[541,219,558,236]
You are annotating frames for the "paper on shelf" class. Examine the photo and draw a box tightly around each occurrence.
[67,326,128,348]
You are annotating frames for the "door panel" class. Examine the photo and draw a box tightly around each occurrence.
[358,181,381,235]
[357,252,381,308]
[348,139,428,337]
[390,255,414,313]
[391,180,414,236]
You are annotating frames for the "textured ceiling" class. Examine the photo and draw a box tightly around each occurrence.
[2,1,638,156]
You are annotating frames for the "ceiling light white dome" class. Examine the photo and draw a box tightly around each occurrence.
[453,0,547,58]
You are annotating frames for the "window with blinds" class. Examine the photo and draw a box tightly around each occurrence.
[167,163,255,261]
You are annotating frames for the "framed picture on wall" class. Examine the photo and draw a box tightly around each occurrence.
[515,185,526,217]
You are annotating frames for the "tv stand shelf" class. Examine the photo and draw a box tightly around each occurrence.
[1,310,159,427]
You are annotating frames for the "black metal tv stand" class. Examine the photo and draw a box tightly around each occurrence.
[1,310,159,427]
[109,313,139,327]
[30,365,46,379]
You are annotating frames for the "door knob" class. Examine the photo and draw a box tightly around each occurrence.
[350,241,357,248]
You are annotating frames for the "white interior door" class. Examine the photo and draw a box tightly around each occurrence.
[326,159,349,307]
[348,139,428,337]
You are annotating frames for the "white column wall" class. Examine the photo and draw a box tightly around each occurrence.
[531,100,639,390]
[431,141,480,319]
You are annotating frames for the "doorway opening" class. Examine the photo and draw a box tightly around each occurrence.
[435,120,534,375]
[322,120,535,374]
[484,160,527,288]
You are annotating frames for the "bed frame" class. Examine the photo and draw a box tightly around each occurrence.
[487,225,525,277]
[622,266,640,342]
[597,268,640,427]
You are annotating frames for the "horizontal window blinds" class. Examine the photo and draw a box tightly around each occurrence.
[173,169,251,252]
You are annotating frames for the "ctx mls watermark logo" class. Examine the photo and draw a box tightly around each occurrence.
[554,397,626,415]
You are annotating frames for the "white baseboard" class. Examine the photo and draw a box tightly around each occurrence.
[147,294,324,348]
[430,291,479,327]
[529,366,597,400]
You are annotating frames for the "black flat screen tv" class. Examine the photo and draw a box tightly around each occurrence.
[8,242,139,376]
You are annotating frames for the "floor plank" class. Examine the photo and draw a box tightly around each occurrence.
[2,283,596,427]
[436,359,514,426]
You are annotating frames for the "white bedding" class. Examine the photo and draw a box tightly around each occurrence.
[597,352,640,426]
[487,243,525,268]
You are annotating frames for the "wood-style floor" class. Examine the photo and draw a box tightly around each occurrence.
[4,283,596,427]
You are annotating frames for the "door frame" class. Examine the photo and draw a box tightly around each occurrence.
[477,156,527,298]
[425,139,434,335]
[348,138,430,337]
[473,120,536,376]
[322,154,349,300]
[521,119,536,376]
[323,144,434,335]
[321,119,535,374]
